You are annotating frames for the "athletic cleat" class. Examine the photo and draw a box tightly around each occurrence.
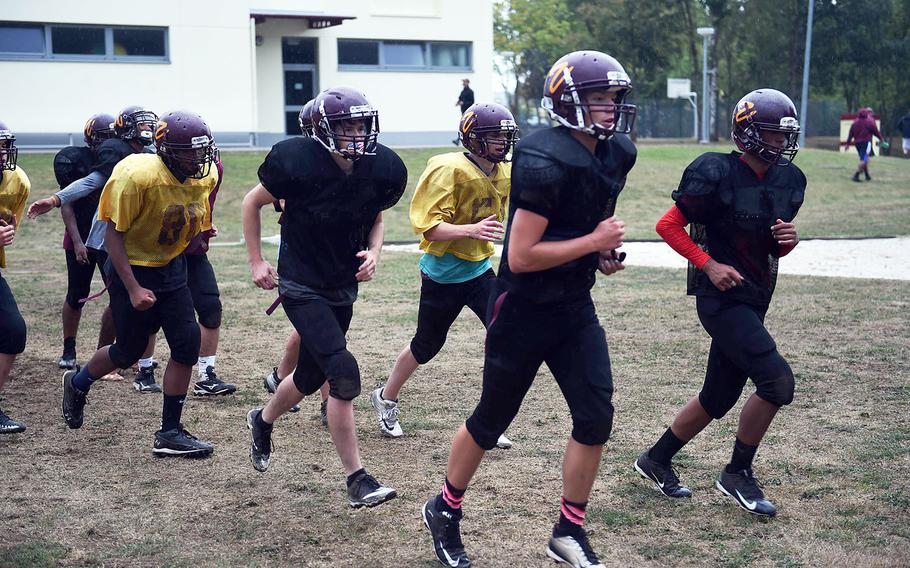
[634,450,692,498]
[423,498,471,567]
[320,398,328,427]
[153,425,214,457]
[370,386,402,438]
[716,467,777,517]
[61,369,87,429]
[0,410,26,434]
[134,365,162,393]
[262,367,299,412]
[193,366,237,396]
[496,433,513,449]
[547,526,605,567]
[246,408,272,472]
[57,351,77,370]
[347,471,397,508]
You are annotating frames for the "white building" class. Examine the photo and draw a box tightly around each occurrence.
[0,0,493,147]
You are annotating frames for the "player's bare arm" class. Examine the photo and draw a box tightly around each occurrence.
[241,183,279,290]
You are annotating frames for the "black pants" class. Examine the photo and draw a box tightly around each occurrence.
[186,254,222,329]
[107,279,200,369]
[64,248,103,309]
[695,296,794,419]
[410,269,495,364]
[465,286,615,449]
[282,296,358,401]
[0,274,26,355]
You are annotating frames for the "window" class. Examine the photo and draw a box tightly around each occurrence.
[0,22,168,62]
[282,37,316,64]
[338,40,379,66]
[337,39,471,71]
[0,23,45,54]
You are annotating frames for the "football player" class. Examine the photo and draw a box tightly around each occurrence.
[29,105,162,391]
[61,110,220,457]
[50,113,116,370]
[369,102,518,450]
[421,51,635,568]
[261,98,329,419]
[0,121,30,433]
[242,86,406,507]
[633,89,805,518]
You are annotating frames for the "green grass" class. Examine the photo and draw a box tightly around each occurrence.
[16,143,910,244]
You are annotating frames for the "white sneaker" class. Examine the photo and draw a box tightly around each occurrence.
[370,386,403,438]
[496,433,514,449]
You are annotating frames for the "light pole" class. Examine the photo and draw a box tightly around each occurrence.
[696,27,715,144]
[798,0,814,148]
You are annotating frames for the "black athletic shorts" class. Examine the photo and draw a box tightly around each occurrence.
[65,248,102,309]
[281,296,359,400]
[410,269,495,364]
[0,274,26,355]
[186,253,222,329]
[695,296,794,418]
[107,277,200,368]
[465,283,615,449]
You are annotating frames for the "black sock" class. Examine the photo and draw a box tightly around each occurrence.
[649,427,687,466]
[346,468,366,487]
[63,336,76,352]
[255,410,273,429]
[726,437,759,473]
[161,394,185,432]
[555,497,587,535]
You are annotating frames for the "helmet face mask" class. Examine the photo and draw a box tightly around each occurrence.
[115,106,159,146]
[731,89,801,165]
[83,113,116,149]
[312,87,380,161]
[540,51,637,140]
[0,121,16,171]
[154,110,217,180]
[459,103,520,163]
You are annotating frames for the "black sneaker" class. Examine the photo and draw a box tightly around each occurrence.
[57,350,76,370]
[423,497,471,567]
[716,467,777,517]
[62,369,87,429]
[320,398,328,427]
[246,408,272,472]
[262,367,299,413]
[134,365,162,393]
[634,450,693,498]
[547,525,604,568]
[852,172,862,182]
[347,471,396,508]
[0,410,26,434]
[153,425,214,458]
[193,366,237,396]
[865,171,872,181]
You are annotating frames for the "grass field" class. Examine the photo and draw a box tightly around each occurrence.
[1,145,908,567]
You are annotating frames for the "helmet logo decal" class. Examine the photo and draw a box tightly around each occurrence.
[546,62,574,94]
[155,121,168,141]
[779,116,799,129]
[190,135,211,146]
[461,111,477,133]
[735,101,757,123]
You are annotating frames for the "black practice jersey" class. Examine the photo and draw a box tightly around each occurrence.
[54,145,97,241]
[498,126,637,303]
[258,137,407,289]
[672,151,807,307]
[92,138,136,178]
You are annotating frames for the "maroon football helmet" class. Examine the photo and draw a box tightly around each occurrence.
[459,103,519,163]
[731,89,800,165]
[154,110,217,179]
[0,121,17,171]
[115,105,158,146]
[298,99,316,137]
[83,113,116,148]
[540,50,637,140]
[312,86,379,160]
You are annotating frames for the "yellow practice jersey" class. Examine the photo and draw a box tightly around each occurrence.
[0,168,30,269]
[410,152,511,262]
[98,154,215,267]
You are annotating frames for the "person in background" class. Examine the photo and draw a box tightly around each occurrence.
[844,107,883,182]
[452,79,475,145]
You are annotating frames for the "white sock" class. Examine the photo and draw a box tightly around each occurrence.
[198,355,216,376]
[138,357,155,369]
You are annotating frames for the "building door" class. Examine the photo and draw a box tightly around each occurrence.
[282,37,317,135]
